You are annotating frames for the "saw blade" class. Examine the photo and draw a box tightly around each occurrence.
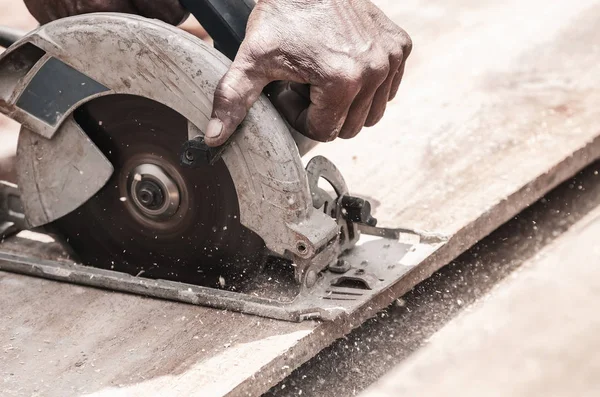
[51,95,265,287]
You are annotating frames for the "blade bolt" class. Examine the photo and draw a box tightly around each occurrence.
[139,189,153,205]
[135,180,165,210]
[185,149,195,163]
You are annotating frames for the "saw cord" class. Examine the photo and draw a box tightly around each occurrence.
[0,26,25,49]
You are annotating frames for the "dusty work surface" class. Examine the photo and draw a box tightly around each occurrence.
[359,170,600,397]
[2,0,600,396]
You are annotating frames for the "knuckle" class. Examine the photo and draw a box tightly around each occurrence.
[344,77,363,95]
[213,81,245,120]
[366,57,390,82]
[242,28,284,59]
[327,69,362,95]
[388,45,404,64]
[325,58,363,86]
[399,31,413,56]
[237,40,263,64]
[216,60,264,105]
[215,76,241,101]
[242,36,273,58]
[339,65,363,85]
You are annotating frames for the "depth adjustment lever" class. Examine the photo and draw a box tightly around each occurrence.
[340,196,378,227]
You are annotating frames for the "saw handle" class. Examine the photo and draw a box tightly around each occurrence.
[0,26,25,49]
[180,0,255,60]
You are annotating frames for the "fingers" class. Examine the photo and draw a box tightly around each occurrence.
[338,58,389,139]
[365,52,404,127]
[388,61,406,101]
[302,79,360,142]
[337,94,374,139]
[205,60,269,147]
[272,64,387,142]
[270,76,361,142]
[269,82,311,130]
[389,33,412,100]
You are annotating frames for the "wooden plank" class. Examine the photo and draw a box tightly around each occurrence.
[359,198,600,397]
[2,0,600,396]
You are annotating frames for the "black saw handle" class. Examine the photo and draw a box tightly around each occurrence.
[0,26,25,49]
[179,0,255,60]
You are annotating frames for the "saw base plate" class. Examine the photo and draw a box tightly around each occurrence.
[0,228,444,322]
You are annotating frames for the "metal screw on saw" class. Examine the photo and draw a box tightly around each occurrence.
[184,149,196,163]
[136,180,166,210]
[329,259,351,274]
[180,135,228,168]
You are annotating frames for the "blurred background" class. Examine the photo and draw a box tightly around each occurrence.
[0,1,36,181]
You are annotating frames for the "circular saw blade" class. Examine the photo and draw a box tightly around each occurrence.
[52,94,265,286]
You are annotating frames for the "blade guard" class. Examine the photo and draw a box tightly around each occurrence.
[0,14,336,258]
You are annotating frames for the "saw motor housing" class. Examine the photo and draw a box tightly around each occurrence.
[0,14,372,286]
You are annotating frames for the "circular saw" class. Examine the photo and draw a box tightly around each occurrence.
[0,10,373,285]
[0,3,440,322]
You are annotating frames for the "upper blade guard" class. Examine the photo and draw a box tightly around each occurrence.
[0,41,114,228]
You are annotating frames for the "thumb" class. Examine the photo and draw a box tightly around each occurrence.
[205,61,269,147]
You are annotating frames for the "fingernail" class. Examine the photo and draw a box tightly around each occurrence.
[206,119,223,139]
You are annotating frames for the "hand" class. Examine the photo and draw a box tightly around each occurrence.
[23,0,187,25]
[206,0,412,146]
